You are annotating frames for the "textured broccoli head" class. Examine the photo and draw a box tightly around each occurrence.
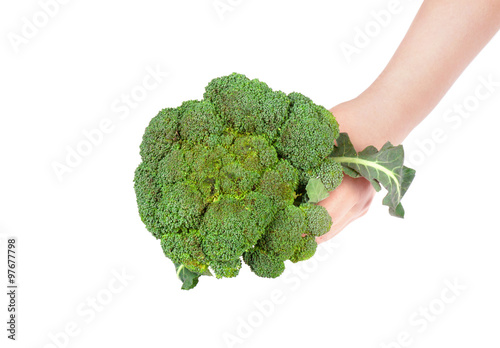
[258,160,299,210]
[161,231,208,274]
[289,235,318,263]
[134,162,163,238]
[157,181,206,234]
[300,203,333,237]
[139,108,180,169]
[242,247,286,278]
[204,73,290,140]
[134,73,343,289]
[278,92,339,170]
[301,157,344,192]
[200,193,274,265]
[210,259,242,279]
[231,135,279,172]
[178,100,224,146]
[256,205,305,260]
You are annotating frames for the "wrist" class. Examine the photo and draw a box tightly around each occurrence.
[330,91,409,151]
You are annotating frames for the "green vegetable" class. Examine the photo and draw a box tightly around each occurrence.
[306,178,330,204]
[134,73,415,290]
[174,263,212,290]
[330,133,416,218]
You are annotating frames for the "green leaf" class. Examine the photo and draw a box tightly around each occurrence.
[330,133,416,218]
[306,178,330,203]
[174,263,201,290]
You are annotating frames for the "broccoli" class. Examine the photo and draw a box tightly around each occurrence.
[134,73,416,290]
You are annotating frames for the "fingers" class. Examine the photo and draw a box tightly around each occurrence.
[316,176,358,243]
[316,208,358,244]
[317,176,358,223]
[316,175,376,244]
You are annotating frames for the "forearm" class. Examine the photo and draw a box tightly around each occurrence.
[335,0,500,151]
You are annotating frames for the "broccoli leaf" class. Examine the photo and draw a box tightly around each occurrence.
[306,178,330,203]
[174,263,201,290]
[174,263,212,290]
[330,133,416,218]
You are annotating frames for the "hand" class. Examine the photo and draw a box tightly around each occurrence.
[315,101,381,244]
[316,174,375,244]
[315,0,500,244]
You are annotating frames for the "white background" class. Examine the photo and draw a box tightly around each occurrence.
[1,0,499,347]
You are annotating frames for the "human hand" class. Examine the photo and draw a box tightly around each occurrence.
[315,100,383,244]
[317,0,500,243]
[316,174,375,244]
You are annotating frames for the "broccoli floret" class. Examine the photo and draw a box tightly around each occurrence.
[210,258,242,279]
[184,144,231,203]
[231,135,278,172]
[157,145,190,185]
[200,193,275,263]
[187,144,231,183]
[139,108,180,168]
[134,162,163,239]
[301,157,344,191]
[219,162,260,198]
[243,248,286,278]
[204,73,290,141]
[161,232,208,274]
[258,159,299,209]
[157,181,206,234]
[290,235,318,263]
[256,205,306,260]
[300,203,333,237]
[178,100,224,146]
[277,92,339,170]
[134,73,345,290]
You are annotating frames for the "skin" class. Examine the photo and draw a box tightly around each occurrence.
[317,0,500,244]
